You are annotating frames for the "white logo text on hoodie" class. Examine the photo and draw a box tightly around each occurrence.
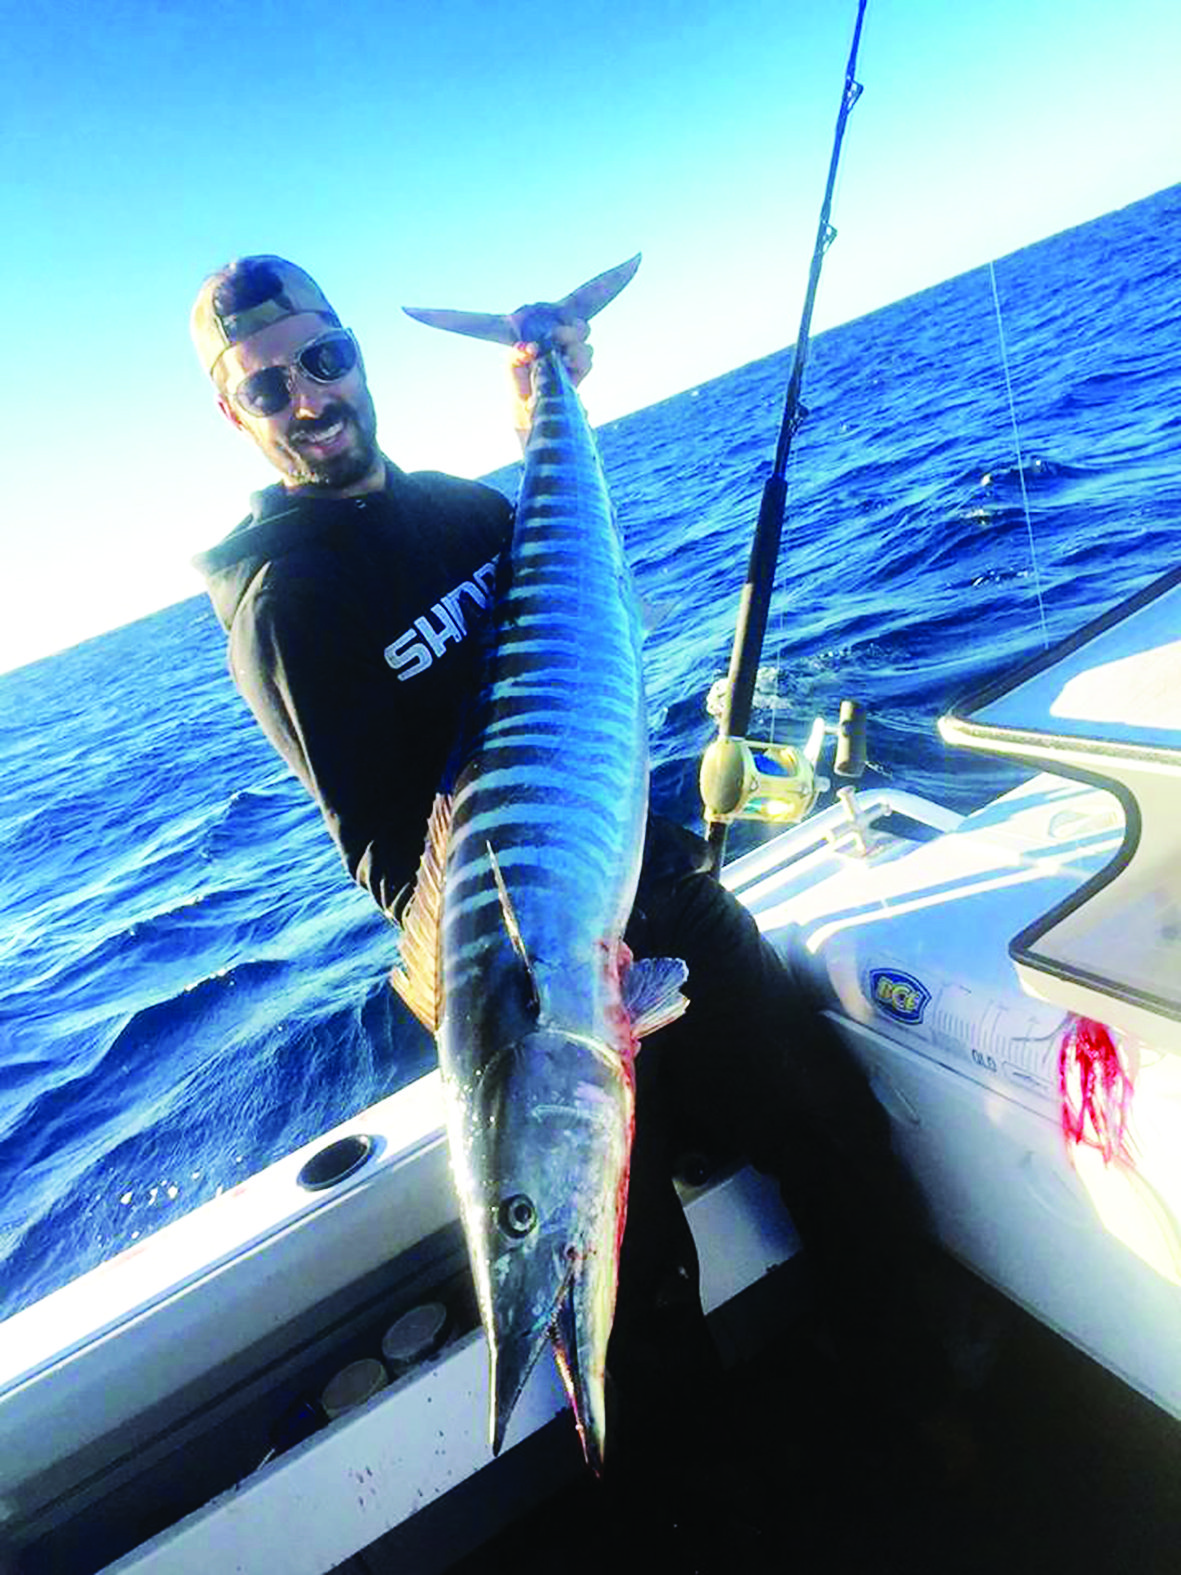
[383,558,499,681]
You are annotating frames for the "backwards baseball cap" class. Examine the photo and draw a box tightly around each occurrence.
[190,256,340,379]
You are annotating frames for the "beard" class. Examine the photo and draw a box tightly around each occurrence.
[283,394,380,491]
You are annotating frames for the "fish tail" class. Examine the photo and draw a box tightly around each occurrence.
[402,254,641,347]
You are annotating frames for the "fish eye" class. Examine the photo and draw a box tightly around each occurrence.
[498,1194,537,1239]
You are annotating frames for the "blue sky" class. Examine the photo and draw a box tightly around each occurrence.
[3,0,1178,672]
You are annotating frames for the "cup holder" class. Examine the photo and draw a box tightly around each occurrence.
[297,1133,376,1192]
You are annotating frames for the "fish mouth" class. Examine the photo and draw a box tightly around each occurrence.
[550,1263,609,1474]
[490,1251,609,1473]
[467,1027,633,1472]
[490,1254,576,1458]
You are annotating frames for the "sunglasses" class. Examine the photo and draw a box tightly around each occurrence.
[231,329,359,418]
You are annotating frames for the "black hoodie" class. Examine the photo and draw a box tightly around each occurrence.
[194,462,513,916]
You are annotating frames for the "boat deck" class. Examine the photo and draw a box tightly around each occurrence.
[342,1248,1181,1575]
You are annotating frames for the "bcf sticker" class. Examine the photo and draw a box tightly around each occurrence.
[868,968,930,1026]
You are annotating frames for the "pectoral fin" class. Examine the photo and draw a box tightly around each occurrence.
[639,596,676,634]
[622,956,690,1039]
[486,840,541,1017]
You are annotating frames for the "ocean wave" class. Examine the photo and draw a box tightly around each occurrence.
[0,970,430,1320]
[952,454,1096,490]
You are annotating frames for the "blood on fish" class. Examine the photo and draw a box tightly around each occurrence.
[1058,1016,1135,1165]
[603,937,640,1067]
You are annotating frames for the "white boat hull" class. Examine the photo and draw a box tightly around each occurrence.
[728,772,1181,1420]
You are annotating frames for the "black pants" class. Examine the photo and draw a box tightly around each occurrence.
[607,819,947,1473]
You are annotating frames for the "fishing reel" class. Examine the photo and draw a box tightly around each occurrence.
[699,689,867,827]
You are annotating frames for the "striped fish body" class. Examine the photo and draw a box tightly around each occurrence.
[445,342,648,1065]
[443,343,643,1467]
[397,260,687,1470]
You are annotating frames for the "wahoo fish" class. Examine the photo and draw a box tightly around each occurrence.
[394,256,687,1470]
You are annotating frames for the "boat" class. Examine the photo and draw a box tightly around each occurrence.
[3,557,1181,1573]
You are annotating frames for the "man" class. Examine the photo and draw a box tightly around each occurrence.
[190,255,574,915]
[192,255,957,1563]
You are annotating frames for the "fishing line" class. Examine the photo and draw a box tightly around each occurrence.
[988,259,1050,651]
[765,432,803,750]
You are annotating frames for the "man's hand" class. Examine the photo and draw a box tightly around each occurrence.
[510,320,593,444]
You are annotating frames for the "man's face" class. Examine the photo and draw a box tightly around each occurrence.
[217,312,382,493]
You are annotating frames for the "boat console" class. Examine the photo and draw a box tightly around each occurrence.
[940,564,1181,1050]
[724,565,1181,1443]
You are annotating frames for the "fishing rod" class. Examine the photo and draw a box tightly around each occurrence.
[702,0,869,873]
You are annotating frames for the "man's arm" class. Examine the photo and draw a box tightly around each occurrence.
[508,320,593,449]
[228,574,431,916]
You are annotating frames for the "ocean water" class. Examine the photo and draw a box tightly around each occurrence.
[2,186,1179,1324]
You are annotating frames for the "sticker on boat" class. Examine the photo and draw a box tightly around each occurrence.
[868,967,931,1025]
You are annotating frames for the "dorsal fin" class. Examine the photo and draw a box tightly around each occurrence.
[486,840,541,1017]
[622,956,690,1039]
[389,794,451,1032]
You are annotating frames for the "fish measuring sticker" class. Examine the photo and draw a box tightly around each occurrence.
[868,967,931,1026]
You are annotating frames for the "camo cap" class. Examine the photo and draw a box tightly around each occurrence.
[190,256,340,378]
